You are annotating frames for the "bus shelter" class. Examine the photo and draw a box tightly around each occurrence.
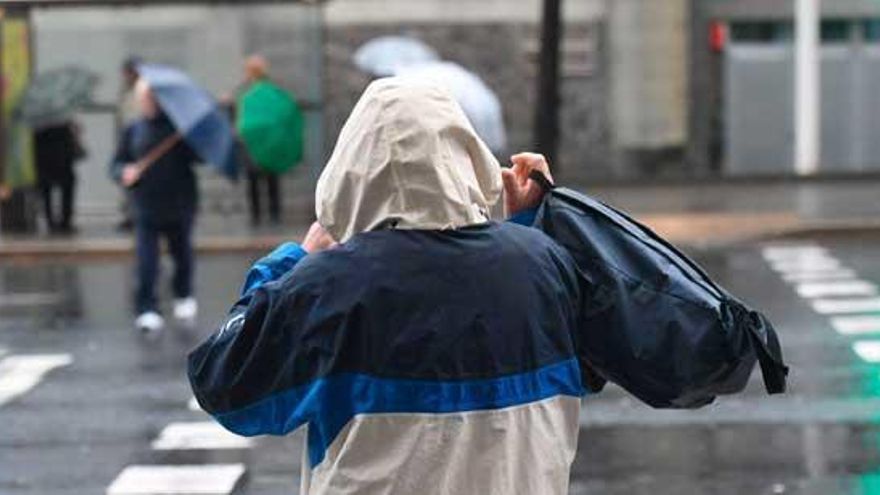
[0,0,325,232]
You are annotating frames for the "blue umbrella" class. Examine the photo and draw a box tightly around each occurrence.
[137,64,238,179]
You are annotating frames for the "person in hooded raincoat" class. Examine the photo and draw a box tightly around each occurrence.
[188,77,590,495]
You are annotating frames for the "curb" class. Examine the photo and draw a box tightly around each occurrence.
[2,220,878,261]
[0,233,305,262]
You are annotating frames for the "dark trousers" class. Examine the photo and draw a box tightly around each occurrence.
[134,215,194,314]
[246,168,281,224]
[39,175,75,231]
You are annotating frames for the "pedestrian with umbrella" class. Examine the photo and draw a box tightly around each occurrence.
[233,55,304,226]
[110,64,237,334]
[16,66,96,235]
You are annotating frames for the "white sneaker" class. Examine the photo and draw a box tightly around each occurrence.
[135,311,165,333]
[173,297,198,327]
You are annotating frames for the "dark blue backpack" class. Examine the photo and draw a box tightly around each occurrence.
[529,172,788,408]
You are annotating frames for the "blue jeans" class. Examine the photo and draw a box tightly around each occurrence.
[134,215,194,314]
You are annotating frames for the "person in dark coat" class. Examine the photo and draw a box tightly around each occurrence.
[34,121,83,234]
[110,79,200,333]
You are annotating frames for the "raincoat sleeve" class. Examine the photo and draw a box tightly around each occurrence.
[241,242,309,295]
[507,207,538,227]
[187,242,311,436]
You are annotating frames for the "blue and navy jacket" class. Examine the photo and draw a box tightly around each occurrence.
[188,219,592,495]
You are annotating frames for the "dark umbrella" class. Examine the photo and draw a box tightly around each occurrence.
[136,64,238,179]
[16,66,99,128]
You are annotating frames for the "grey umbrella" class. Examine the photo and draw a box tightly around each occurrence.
[16,66,99,128]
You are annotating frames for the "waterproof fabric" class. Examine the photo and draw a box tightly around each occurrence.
[315,77,502,243]
[529,174,789,408]
[395,62,508,153]
[137,64,238,179]
[188,222,589,495]
[236,80,304,174]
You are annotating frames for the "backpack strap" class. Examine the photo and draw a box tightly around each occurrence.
[529,169,556,192]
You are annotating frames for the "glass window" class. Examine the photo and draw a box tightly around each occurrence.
[864,20,880,42]
[821,20,851,43]
[730,22,793,43]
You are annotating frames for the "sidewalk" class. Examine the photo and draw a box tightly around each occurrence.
[2,179,878,259]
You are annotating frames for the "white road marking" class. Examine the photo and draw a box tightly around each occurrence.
[188,396,202,412]
[0,354,73,407]
[811,298,880,315]
[761,245,828,261]
[853,341,880,363]
[106,464,246,495]
[830,316,880,336]
[796,281,878,298]
[151,421,253,451]
[771,258,843,274]
[782,269,858,283]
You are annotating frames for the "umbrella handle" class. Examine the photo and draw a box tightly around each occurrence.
[128,133,183,186]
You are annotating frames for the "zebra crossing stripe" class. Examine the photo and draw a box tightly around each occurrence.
[853,341,880,363]
[830,316,880,336]
[771,258,842,274]
[811,298,880,315]
[796,281,878,298]
[106,464,246,494]
[0,354,72,407]
[761,245,828,261]
[782,269,858,283]
[151,421,254,451]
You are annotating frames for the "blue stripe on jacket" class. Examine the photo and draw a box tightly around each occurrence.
[214,357,584,467]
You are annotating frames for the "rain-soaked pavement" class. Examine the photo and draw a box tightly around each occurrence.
[2,233,880,495]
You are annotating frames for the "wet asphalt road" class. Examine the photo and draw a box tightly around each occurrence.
[2,233,880,495]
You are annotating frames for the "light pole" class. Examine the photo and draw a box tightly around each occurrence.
[794,0,820,176]
[535,0,562,170]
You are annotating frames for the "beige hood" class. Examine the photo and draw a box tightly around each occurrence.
[316,77,502,243]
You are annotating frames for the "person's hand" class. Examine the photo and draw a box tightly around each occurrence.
[501,152,554,216]
[302,222,337,253]
[121,164,142,187]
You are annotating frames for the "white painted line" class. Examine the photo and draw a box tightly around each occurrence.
[761,245,827,261]
[106,464,246,495]
[853,341,880,363]
[796,280,878,298]
[188,396,202,412]
[830,316,880,336]
[782,269,857,283]
[771,258,842,274]
[0,354,72,407]
[811,297,880,315]
[151,421,253,451]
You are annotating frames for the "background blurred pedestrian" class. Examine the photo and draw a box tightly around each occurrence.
[114,56,142,232]
[33,120,85,235]
[228,54,306,226]
[110,79,200,334]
